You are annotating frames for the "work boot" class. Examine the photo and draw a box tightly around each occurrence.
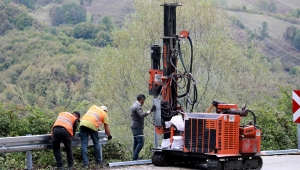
[83,164,89,169]
[68,166,75,170]
[96,163,103,168]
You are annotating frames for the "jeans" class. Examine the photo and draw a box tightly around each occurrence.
[131,127,144,160]
[52,126,73,168]
[80,126,101,165]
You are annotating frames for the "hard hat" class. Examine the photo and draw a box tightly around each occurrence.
[101,106,108,112]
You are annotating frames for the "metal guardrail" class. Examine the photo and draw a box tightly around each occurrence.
[0,131,107,170]
[261,149,300,155]
[108,159,152,167]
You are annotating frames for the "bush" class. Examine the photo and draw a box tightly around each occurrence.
[49,3,86,26]
[255,89,297,150]
[73,22,95,39]
[13,12,33,30]
[293,31,300,50]
[230,16,245,29]
[290,66,299,75]
[284,26,298,43]
[17,0,36,9]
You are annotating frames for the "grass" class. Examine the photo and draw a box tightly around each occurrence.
[30,0,134,26]
[227,11,300,39]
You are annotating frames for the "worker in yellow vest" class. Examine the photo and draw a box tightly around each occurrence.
[80,105,112,168]
[51,111,80,170]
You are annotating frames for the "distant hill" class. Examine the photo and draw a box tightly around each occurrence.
[31,0,134,26]
[226,0,300,88]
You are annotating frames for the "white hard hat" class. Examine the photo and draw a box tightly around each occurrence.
[101,106,108,112]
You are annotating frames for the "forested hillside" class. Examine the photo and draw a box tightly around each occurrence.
[0,0,298,169]
[226,0,300,88]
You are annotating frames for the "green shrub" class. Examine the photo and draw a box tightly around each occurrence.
[49,3,86,26]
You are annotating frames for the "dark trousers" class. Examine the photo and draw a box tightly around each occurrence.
[80,126,102,165]
[131,127,144,160]
[52,126,73,168]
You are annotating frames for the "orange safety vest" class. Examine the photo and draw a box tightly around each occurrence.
[52,112,77,137]
[81,105,107,129]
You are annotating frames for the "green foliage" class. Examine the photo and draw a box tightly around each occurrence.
[290,8,300,18]
[293,31,300,50]
[100,15,115,31]
[103,140,127,161]
[3,3,25,22]
[260,21,269,39]
[255,90,297,150]
[73,22,95,39]
[80,0,84,5]
[257,0,277,13]
[230,16,245,29]
[93,15,115,46]
[72,15,115,46]
[13,12,33,30]
[0,11,14,35]
[49,2,86,26]
[86,12,92,22]
[17,0,37,9]
[270,58,283,73]
[0,29,95,110]
[284,26,298,43]
[290,66,300,75]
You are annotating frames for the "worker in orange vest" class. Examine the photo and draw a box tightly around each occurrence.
[51,111,80,170]
[80,105,112,168]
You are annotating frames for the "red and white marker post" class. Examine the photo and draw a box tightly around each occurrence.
[292,90,300,150]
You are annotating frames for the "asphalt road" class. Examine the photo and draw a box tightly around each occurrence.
[111,155,300,170]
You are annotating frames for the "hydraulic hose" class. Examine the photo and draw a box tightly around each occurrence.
[247,109,257,125]
[188,36,193,73]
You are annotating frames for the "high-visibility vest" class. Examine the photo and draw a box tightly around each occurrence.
[52,112,76,137]
[81,105,107,129]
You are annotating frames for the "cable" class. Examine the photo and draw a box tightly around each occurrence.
[247,109,257,125]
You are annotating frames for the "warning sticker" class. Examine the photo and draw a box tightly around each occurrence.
[229,115,235,122]
[256,131,261,136]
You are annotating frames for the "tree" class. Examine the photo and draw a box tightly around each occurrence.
[270,58,283,73]
[49,3,86,26]
[100,15,115,31]
[284,26,298,43]
[18,0,36,9]
[94,29,112,47]
[0,11,14,35]
[13,12,33,30]
[73,22,95,39]
[267,2,277,13]
[4,3,24,22]
[260,21,269,39]
[293,31,300,50]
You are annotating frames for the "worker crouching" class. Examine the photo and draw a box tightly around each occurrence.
[51,111,81,170]
[80,105,112,168]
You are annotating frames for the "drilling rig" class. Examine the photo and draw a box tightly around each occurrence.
[148,3,263,170]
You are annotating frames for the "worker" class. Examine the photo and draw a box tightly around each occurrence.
[80,105,112,168]
[130,94,155,161]
[51,111,81,170]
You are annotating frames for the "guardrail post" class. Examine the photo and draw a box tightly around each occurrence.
[26,134,33,170]
[100,144,103,162]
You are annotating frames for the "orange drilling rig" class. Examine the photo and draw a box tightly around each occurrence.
[148,3,263,170]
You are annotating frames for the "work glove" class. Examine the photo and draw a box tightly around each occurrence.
[151,105,156,112]
[146,110,151,114]
[108,135,112,140]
